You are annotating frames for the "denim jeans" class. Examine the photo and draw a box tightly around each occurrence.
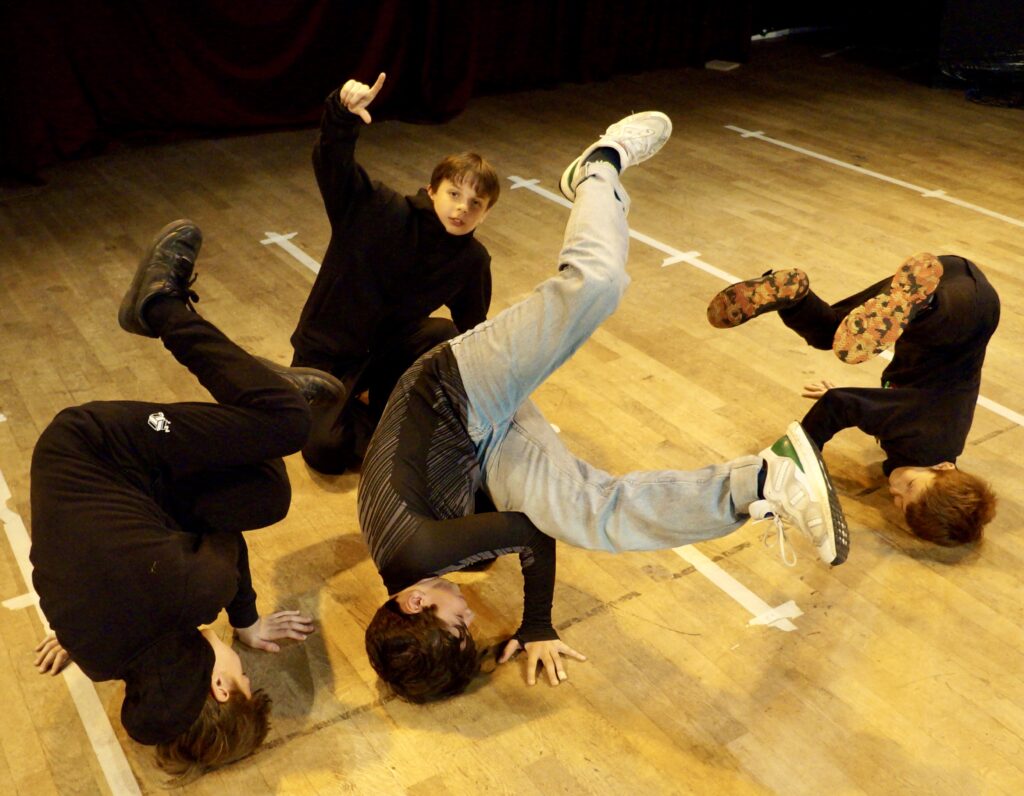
[450,163,761,553]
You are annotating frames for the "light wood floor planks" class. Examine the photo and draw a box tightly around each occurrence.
[1,37,1022,795]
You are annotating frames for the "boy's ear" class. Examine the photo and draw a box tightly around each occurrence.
[932,462,956,471]
[398,589,427,614]
[426,185,436,199]
[211,673,231,703]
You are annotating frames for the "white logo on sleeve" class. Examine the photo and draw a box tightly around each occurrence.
[147,411,171,433]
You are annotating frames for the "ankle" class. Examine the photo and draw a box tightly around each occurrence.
[583,146,621,172]
[143,294,187,336]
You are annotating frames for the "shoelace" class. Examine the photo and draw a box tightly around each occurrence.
[181,262,201,310]
[754,511,798,567]
[620,126,659,158]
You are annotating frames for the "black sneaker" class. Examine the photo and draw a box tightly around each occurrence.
[118,220,202,337]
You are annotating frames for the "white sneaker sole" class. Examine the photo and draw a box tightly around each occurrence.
[785,421,849,566]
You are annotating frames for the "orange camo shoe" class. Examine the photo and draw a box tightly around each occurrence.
[706,269,809,328]
[832,252,944,364]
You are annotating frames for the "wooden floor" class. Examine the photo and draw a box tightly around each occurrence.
[2,37,1023,795]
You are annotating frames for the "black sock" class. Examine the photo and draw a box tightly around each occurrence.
[144,294,187,337]
[583,146,621,172]
[756,461,768,500]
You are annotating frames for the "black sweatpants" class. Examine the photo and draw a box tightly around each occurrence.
[295,316,458,474]
[32,300,311,544]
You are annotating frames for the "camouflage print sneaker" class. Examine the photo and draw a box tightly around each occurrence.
[832,252,944,364]
[706,269,809,328]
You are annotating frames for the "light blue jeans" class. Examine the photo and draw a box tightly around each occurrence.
[450,163,761,552]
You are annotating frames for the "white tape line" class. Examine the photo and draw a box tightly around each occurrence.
[509,175,573,209]
[261,231,321,275]
[673,545,799,632]
[3,591,38,610]
[726,125,1024,229]
[509,175,745,281]
[749,599,803,628]
[507,175,1024,429]
[0,412,7,422]
[0,469,141,794]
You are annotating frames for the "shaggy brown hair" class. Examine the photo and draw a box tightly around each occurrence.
[155,689,271,783]
[429,152,500,208]
[904,468,997,546]
[365,598,481,703]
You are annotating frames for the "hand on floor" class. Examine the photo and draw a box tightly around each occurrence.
[34,636,72,676]
[499,638,587,686]
[236,610,315,653]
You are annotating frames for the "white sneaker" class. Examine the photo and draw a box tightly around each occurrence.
[757,421,849,566]
[559,111,672,201]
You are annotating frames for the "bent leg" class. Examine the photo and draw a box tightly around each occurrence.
[367,317,459,418]
[484,399,762,552]
[779,278,889,350]
[166,459,291,534]
[88,300,311,479]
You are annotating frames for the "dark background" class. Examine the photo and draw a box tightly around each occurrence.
[2,1,1021,181]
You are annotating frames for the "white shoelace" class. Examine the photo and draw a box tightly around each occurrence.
[755,512,798,567]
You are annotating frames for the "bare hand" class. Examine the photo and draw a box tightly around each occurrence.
[498,638,587,686]
[801,379,836,400]
[235,610,315,653]
[339,72,386,124]
[34,636,71,676]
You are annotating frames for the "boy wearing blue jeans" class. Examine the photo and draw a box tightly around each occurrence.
[359,113,849,702]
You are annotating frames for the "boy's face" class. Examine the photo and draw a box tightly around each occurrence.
[428,178,492,236]
[414,577,476,635]
[887,463,953,513]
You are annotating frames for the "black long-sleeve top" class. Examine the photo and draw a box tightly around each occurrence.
[358,345,558,643]
[290,89,492,374]
[801,257,1000,474]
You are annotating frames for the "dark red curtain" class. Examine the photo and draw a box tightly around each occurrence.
[1,1,751,179]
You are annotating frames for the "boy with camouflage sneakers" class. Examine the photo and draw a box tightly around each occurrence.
[708,253,999,545]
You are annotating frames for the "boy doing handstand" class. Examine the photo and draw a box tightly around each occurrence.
[32,222,333,778]
[358,112,850,703]
[707,253,999,545]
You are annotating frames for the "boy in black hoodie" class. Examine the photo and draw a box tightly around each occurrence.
[31,221,332,778]
[290,73,499,473]
[707,253,1000,545]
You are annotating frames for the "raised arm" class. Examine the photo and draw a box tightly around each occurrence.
[313,72,390,224]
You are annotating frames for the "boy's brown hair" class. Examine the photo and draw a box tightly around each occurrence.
[365,598,481,702]
[430,152,500,208]
[904,468,997,546]
[155,689,271,783]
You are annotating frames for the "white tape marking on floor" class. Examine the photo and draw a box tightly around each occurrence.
[0,469,141,795]
[673,545,800,631]
[0,412,7,422]
[507,174,1024,430]
[509,175,744,281]
[261,231,321,275]
[725,125,1024,229]
[3,591,38,610]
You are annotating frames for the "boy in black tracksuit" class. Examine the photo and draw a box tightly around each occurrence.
[708,253,1000,544]
[290,73,498,473]
[31,221,326,753]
